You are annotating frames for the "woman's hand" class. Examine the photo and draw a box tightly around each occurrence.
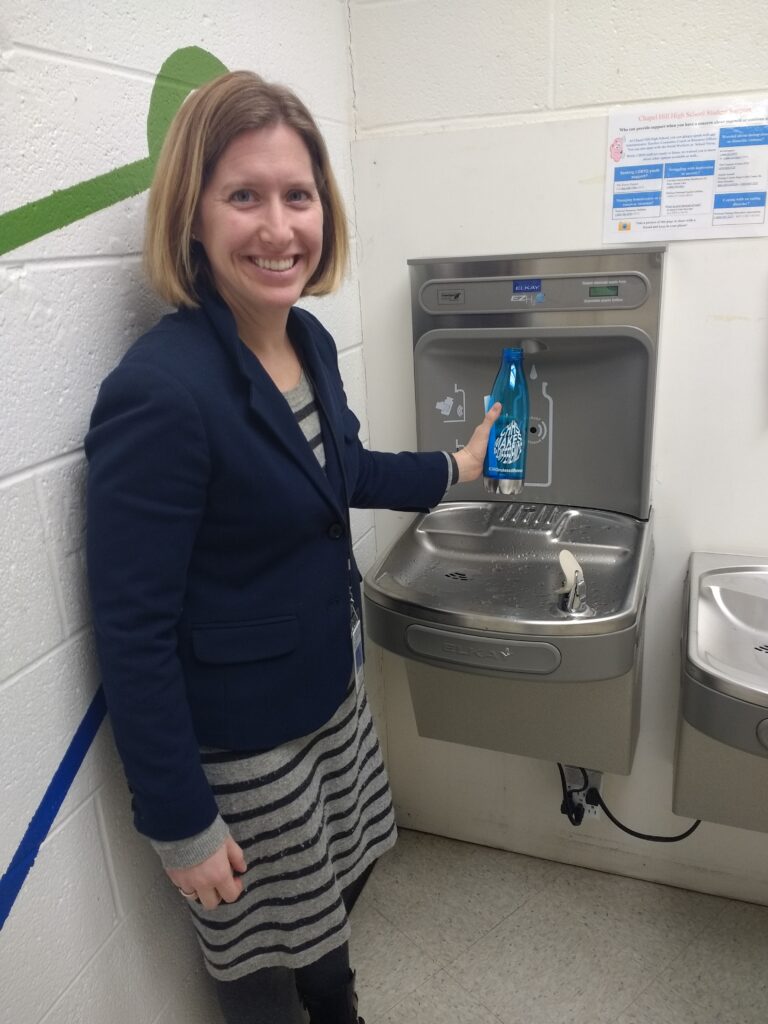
[165,835,247,910]
[453,402,502,483]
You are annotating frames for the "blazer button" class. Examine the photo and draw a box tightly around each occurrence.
[328,522,345,539]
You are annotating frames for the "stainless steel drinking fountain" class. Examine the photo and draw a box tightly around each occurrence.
[364,248,664,774]
[674,552,768,831]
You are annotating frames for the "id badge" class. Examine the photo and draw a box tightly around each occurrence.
[350,602,364,691]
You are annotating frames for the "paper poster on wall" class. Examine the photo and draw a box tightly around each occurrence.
[603,96,768,243]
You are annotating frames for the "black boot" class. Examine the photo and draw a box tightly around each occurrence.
[301,970,364,1024]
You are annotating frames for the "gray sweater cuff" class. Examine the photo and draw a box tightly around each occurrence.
[443,451,457,492]
[150,813,230,870]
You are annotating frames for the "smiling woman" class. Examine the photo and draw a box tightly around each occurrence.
[143,71,347,312]
[85,70,499,1024]
[194,124,325,378]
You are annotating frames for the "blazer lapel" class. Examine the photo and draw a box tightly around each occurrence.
[289,311,349,509]
[201,292,347,520]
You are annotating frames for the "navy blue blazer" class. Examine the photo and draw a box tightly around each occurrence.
[85,290,448,842]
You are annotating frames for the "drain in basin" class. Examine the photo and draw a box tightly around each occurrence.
[756,643,768,654]
[445,571,469,581]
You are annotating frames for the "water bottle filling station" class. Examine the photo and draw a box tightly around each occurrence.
[364,248,664,774]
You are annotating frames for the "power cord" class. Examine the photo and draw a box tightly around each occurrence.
[585,787,702,842]
[557,762,587,826]
[556,762,701,842]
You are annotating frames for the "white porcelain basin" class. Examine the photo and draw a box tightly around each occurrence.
[687,554,768,704]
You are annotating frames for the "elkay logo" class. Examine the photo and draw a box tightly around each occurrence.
[442,641,511,660]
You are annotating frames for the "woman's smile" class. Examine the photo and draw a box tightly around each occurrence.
[247,255,299,271]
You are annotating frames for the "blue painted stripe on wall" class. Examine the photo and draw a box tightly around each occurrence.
[0,687,107,929]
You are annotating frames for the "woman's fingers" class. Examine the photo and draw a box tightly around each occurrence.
[166,839,246,908]
[226,835,247,875]
[215,868,244,905]
[455,402,502,482]
[196,885,224,911]
[185,872,243,910]
[469,402,501,454]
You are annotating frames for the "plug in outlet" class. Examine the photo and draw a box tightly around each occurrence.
[562,766,602,820]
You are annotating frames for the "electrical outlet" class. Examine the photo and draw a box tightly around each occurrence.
[562,765,602,820]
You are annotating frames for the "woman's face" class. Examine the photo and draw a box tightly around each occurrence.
[195,123,324,320]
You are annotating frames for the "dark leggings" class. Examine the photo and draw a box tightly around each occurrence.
[214,863,374,1024]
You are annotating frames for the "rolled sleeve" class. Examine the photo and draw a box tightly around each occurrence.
[151,814,230,870]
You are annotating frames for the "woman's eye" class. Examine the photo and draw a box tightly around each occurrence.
[287,189,312,203]
[230,189,255,204]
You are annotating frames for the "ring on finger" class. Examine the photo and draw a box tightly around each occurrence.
[177,886,198,899]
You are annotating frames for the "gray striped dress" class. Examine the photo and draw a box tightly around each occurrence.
[188,371,397,980]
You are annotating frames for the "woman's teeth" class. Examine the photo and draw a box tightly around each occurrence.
[250,257,296,271]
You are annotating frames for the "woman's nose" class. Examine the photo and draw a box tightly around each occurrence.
[258,199,293,246]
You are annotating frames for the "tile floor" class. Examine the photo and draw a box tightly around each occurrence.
[349,828,768,1024]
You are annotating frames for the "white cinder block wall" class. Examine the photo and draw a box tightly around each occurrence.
[349,0,768,904]
[0,3,366,1022]
[3,0,768,1018]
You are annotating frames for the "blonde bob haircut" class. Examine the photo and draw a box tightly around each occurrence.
[145,71,349,308]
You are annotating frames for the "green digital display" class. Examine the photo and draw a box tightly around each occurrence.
[589,285,619,297]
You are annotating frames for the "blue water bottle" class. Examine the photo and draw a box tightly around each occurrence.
[483,347,529,496]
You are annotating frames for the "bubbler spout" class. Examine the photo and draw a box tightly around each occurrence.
[557,549,589,613]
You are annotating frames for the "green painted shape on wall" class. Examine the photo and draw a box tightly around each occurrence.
[0,158,154,258]
[146,47,228,160]
[0,46,228,257]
